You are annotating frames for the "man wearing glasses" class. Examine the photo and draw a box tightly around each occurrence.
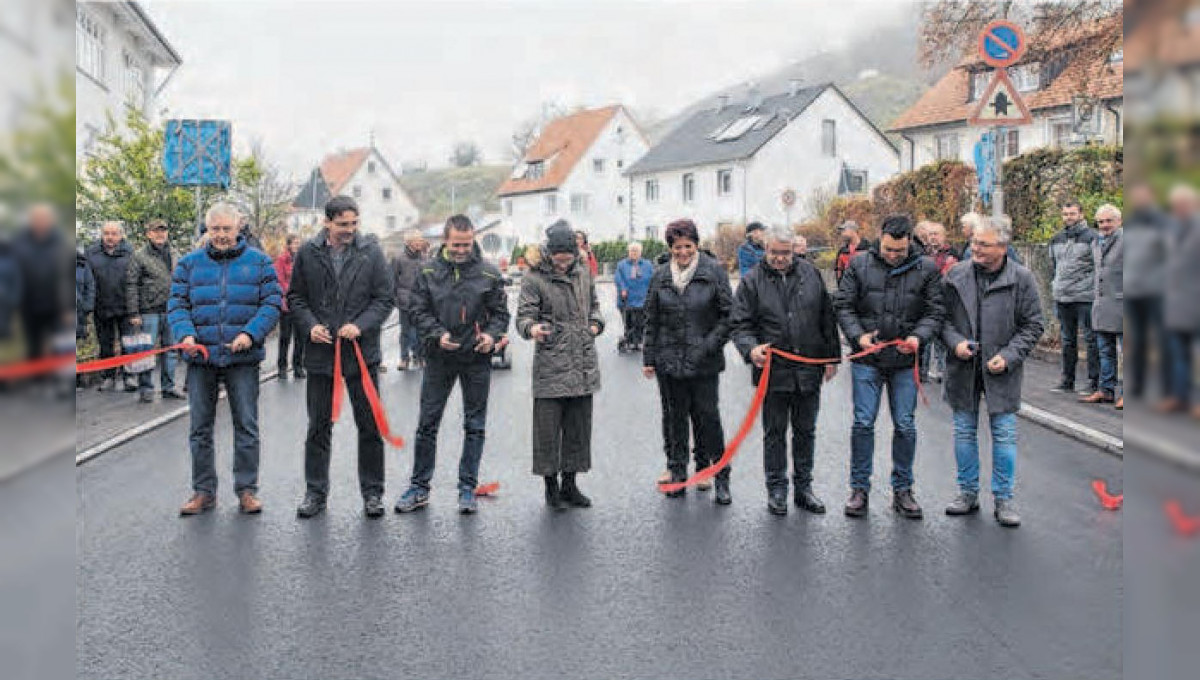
[940,216,1044,527]
[1083,205,1124,409]
[288,196,396,519]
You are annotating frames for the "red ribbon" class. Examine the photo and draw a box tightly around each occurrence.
[0,343,210,381]
[1165,500,1200,536]
[75,343,210,374]
[658,338,921,493]
[331,337,406,448]
[0,354,75,380]
[475,482,501,497]
[1091,479,1124,510]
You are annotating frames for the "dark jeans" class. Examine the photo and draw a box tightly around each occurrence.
[276,310,305,371]
[94,315,133,380]
[763,388,820,493]
[850,362,918,491]
[410,354,492,493]
[621,307,646,347]
[304,368,385,499]
[1056,301,1100,389]
[1127,297,1170,398]
[21,310,60,360]
[399,310,423,362]
[532,396,593,476]
[659,374,727,481]
[1096,331,1122,397]
[1168,332,1195,406]
[186,363,261,496]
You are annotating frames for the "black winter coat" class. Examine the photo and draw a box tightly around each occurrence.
[834,243,945,369]
[390,246,426,311]
[409,243,510,363]
[85,240,135,320]
[287,231,394,375]
[732,257,841,393]
[642,253,733,378]
[14,227,73,318]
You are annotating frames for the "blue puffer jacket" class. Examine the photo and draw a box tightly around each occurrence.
[168,238,282,367]
[614,257,654,309]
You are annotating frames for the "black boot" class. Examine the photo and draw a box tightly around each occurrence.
[544,476,565,510]
[559,472,592,508]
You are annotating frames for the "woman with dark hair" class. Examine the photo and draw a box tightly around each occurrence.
[642,219,735,504]
[575,230,599,278]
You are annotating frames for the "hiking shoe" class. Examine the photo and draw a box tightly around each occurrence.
[458,488,478,514]
[994,499,1022,528]
[296,494,326,518]
[892,488,924,519]
[945,491,980,516]
[394,486,429,513]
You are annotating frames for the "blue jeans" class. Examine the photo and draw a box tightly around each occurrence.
[850,362,918,491]
[399,310,423,362]
[953,410,1018,500]
[187,363,261,496]
[1168,332,1195,405]
[1095,331,1122,397]
[137,313,177,394]
[410,354,491,493]
[1056,301,1100,389]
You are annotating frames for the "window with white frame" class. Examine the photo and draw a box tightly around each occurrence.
[841,169,868,195]
[570,193,591,214]
[682,173,695,203]
[1051,119,1073,148]
[352,185,362,198]
[381,187,392,201]
[77,9,106,84]
[1005,129,1020,157]
[593,158,605,174]
[121,50,145,106]
[934,133,960,160]
[645,179,659,203]
[717,169,733,196]
[543,193,557,216]
[527,161,545,180]
[386,216,397,231]
[821,120,837,157]
[503,199,513,217]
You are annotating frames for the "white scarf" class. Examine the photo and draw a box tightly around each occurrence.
[670,255,699,294]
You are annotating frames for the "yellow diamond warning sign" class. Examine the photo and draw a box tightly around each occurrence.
[968,69,1033,127]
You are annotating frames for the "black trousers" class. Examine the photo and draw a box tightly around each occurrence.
[762,388,821,492]
[94,315,132,380]
[1126,297,1170,398]
[276,311,305,370]
[621,307,646,347]
[659,374,728,481]
[304,368,385,499]
[532,396,593,476]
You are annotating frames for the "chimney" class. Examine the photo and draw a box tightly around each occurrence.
[789,78,802,97]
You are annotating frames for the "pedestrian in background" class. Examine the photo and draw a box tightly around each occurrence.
[1162,184,1200,418]
[273,234,305,379]
[74,247,94,341]
[15,204,73,361]
[732,228,840,515]
[86,221,137,393]
[169,203,281,515]
[575,230,599,278]
[738,221,766,277]
[1082,204,1124,409]
[920,220,959,383]
[792,234,808,259]
[390,229,428,370]
[835,214,944,519]
[126,218,184,402]
[642,219,734,504]
[834,220,871,284]
[517,220,604,510]
[1124,184,1171,402]
[614,241,654,351]
[1048,199,1100,396]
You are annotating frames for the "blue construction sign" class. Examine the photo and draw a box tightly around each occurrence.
[974,130,996,207]
[163,120,232,187]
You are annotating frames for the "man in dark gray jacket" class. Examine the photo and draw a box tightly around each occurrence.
[1047,199,1099,394]
[1082,205,1124,409]
[941,217,1044,528]
[126,219,183,402]
[1124,184,1170,401]
[1162,184,1200,416]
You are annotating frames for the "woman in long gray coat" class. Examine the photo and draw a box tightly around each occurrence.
[516,220,604,509]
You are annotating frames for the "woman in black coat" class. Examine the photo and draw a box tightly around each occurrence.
[642,219,735,504]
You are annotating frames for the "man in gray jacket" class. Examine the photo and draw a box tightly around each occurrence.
[1124,184,1170,402]
[941,217,1044,528]
[1047,199,1099,395]
[1082,205,1124,409]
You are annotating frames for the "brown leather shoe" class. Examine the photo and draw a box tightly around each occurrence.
[1080,391,1115,404]
[179,493,215,516]
[238,491,263,514]
[1158,398,1185,414]
[1114,397,1123,411]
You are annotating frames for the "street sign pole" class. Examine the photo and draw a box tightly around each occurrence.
[195,186,203,239]
[993,126,1004,218]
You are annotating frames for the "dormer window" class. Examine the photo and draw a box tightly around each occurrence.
[527,161,545,180]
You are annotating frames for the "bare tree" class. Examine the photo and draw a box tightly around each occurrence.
[231,140,294,240]
[509,101,569,162]
[450,141,482,168]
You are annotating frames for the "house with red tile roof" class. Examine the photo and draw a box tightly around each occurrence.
[288,146,419,239]
[496,105,650,243]
[889,16,1123,172]
[1124,0,1200,119]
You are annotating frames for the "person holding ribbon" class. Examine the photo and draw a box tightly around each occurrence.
[288,195,396,519]
[835,214,944,520]
[642,219,734,504]
[731,228,841,516]
[168,203,281,516]
[394,215,510,516]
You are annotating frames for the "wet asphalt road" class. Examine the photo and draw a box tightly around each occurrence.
[77,284,1123,680]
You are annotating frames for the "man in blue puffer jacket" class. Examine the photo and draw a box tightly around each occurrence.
[614,241,654,351]
[168,202,281,516]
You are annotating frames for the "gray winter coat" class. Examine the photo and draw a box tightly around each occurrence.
[516,252,604,399]
[941,260,1045,415]
[1048,221,1098,303]
[1091,229,1123,334]
[1123,207,1168,299]
[1165,215,1200,332]
[125,243,174,315]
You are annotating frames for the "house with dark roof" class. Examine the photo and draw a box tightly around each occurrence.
[288,145,419,239]
[624,82,898,239]
[496,105,650,243]
[889,16,1123,172]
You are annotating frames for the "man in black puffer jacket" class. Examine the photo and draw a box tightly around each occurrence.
[395,215,510,516]
[288,196,396,519]
[835,214,944,520]
[86,221,137,392]
[732,228,841,516]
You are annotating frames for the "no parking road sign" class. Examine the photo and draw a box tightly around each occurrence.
[978,19,1027,68]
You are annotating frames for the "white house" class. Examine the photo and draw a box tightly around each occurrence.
[496,105,650,244]
[1,0,73,132]
[624,83,899,240]
[289,146,420,240]
[889,16,1123,172]
[75,1,182,159]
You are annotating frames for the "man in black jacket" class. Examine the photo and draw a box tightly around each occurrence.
[86,221,137,392]
[394,215,510,515]
[288,196,395,519]
[390,229,428,370]
[732,228,841,516]
[835,214,944,520]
